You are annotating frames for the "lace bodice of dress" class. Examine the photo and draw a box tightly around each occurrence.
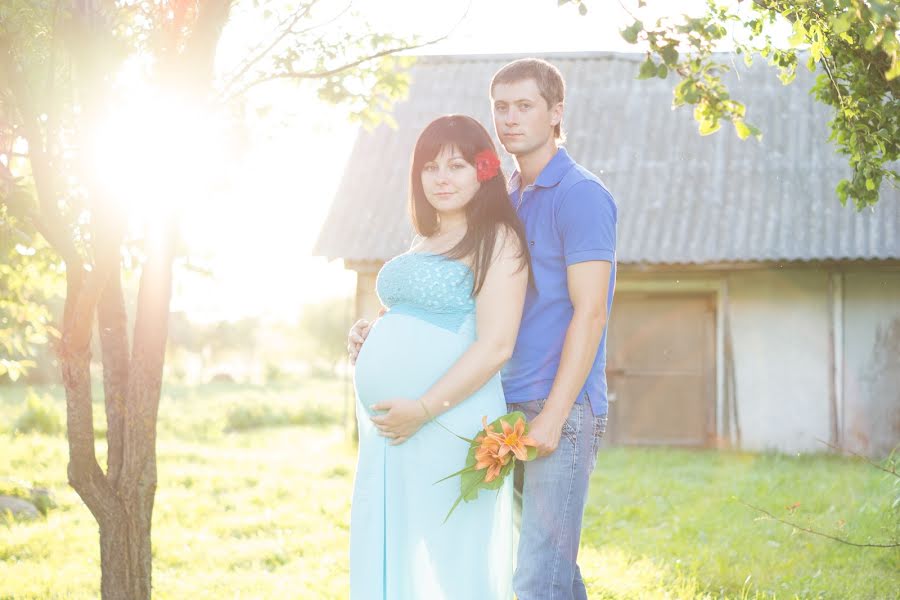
[376,253,475,333]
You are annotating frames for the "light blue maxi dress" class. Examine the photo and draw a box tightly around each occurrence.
[351,252,513,600]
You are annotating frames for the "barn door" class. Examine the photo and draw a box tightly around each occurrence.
[606,292,716,446]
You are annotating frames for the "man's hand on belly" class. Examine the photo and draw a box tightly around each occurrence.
[348,308,387,365]
[347,319,371,365]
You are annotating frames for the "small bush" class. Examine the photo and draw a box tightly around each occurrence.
[225,405,289,432]
[225,403,339,432]
[0,478,32,501]
[264,363,284,383]
[13,390,63,436]
[0,478,56,517]
[29,488,57,516]
[289,406,339,427]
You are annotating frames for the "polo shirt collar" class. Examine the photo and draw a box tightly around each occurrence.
[535,146,574,187]
[508,146,574,194]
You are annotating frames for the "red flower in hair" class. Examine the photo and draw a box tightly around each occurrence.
[474,149,501,182]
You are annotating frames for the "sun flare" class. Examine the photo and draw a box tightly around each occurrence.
[91,87,227,218]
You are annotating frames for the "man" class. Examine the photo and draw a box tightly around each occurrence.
[349,58,616,600]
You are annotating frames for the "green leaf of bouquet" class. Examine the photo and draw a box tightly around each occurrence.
[443,494,466,524]
[460,468,484,498]
[481,462,514,491]
[464,442,479,465]
[494,411,528,432]
[433,464,476,486]
[430,418,475,444]
[444,466,490,522]
[481,478,504,491]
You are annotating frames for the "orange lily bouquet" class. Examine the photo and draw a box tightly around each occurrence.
[435,411,538,523]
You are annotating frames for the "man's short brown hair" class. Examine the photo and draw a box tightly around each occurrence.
[490,58,566,141]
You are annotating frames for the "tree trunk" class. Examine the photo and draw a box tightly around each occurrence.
[60,217,175,599]
[95,474,156,599]
[97,266,129,486]
[47,1,231,596]
[98,509,140,600]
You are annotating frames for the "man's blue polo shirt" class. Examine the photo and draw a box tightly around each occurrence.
[501,147,617,417]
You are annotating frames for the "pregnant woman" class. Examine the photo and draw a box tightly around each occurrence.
[350,115,530,599]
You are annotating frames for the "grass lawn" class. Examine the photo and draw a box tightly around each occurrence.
[1,380,897,599]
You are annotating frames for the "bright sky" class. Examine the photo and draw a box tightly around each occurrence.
[167,0,713,322]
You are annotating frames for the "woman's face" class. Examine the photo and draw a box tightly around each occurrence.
[420,145,481,218]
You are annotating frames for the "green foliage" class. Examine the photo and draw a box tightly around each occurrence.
[12,388,62,435]
[0,210,64,381]
[224,402,338,432]
[168,312,264,357]
[583,0,900,210]
[558,0,590,17]
[1,378,351,441]
[167,313,345,386]
[0,478,33,502]
[314,54,417,130]
[218,3,422,127]
[0,478,58,516]
[298,298,354,372]
[28,489,57,516]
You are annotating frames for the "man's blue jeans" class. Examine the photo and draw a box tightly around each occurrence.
[509,397,608,600]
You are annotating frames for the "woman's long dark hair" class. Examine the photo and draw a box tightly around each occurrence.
[409,115,531,295]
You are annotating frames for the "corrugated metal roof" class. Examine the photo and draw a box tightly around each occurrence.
[315,51,899,265]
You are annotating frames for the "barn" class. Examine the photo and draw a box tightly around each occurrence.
[315,52,900,457]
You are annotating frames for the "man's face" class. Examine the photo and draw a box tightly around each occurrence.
[491,78,562,158]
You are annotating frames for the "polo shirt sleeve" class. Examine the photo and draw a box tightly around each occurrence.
[557,180,617,266]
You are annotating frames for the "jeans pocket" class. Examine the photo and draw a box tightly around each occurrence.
[560,403,582,447]
[590,414,608,470]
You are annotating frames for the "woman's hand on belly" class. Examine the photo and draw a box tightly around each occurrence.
[370,398,429,445]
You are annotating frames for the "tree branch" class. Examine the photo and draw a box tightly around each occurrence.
[219,0,328,95]
[223,0,472,102]
[55,196,125,521]
[164,0,233,92]
[225,37,437,102]
[247,0,327,56]
[61,210,125,356]
[118,219,177,498]
[739,500,900,549]
[44,0,62,142]
[3,38,84,269]
[62,342,119,525]
[615,0,640,23]
[816,438,899,478]
[29,214,82,267]
[97,246,129,487]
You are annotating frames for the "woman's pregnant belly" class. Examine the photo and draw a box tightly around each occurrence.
[354,312,473,415]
